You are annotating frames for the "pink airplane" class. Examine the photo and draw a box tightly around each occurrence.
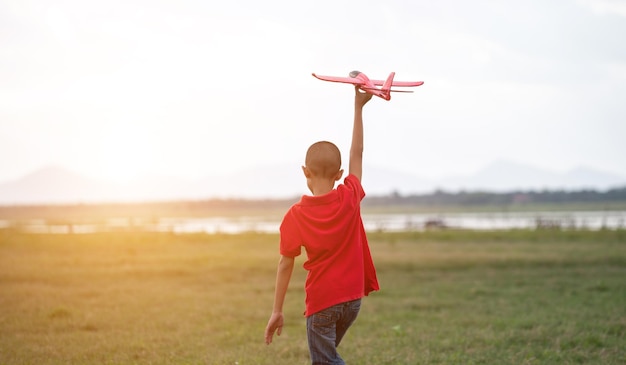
[312,70,424,100]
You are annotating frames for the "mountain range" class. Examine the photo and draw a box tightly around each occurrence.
[0,161,625,205]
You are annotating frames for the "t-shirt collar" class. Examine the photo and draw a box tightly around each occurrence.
[299,189,339,206]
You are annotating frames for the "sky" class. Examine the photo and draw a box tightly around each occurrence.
[1,0,625,185]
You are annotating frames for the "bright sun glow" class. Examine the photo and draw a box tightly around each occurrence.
[96,119,158,183]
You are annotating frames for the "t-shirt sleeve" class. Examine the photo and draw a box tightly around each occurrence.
[279,210,301,257]
[344,174,366,202]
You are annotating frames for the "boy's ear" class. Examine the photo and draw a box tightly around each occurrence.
[335,169,344,181]
[302,166,312,178]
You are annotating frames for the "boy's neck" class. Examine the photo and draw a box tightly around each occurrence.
[307,178,336,196]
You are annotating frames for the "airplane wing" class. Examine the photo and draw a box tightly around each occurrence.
[361,87,414,93]
[371,80,424,87]
[312,73,366,85]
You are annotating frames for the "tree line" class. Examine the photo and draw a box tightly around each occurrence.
[2,186,625,220]
[363,186,626,207]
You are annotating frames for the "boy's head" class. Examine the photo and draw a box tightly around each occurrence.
[303,141,342,180]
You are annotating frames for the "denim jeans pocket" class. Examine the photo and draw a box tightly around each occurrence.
[311,310,336,336]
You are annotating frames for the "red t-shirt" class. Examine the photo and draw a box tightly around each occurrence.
[279,174,379,316]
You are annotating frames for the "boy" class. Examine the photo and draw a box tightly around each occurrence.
[264,87,380,364]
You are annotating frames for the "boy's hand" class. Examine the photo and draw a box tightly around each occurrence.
[264,312,284,345]
[355,86,373,108]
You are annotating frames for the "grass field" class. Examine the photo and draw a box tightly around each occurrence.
[0,229,624,364]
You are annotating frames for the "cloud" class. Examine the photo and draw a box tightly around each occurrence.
[605,62,626,79]
[578,0,626,17]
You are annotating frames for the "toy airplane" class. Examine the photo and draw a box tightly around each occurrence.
[312,71,424,101]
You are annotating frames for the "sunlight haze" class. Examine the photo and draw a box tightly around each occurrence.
[1,0,625,189]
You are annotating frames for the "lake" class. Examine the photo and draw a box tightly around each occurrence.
[4,210,625,234]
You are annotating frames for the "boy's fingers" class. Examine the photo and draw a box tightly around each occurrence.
[264,326,272,344]
[265,314,283,344]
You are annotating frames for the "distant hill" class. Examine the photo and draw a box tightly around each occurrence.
[0,167,111,204]
[0,162,624,205]
[434,160,626,192]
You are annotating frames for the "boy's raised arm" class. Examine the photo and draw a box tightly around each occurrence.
[349,87,372,182]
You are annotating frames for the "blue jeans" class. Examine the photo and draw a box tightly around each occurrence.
[306,299,362,365]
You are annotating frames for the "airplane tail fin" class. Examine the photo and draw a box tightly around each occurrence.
[381,72,395,100]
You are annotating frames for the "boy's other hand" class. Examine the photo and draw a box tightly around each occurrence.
[264,312,284,345]
[355,86,373,108]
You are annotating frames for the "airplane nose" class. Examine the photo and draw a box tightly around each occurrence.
[349,70,361,78]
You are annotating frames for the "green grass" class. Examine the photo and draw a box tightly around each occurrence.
[0,230,625,364]
[361,201,626,214]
